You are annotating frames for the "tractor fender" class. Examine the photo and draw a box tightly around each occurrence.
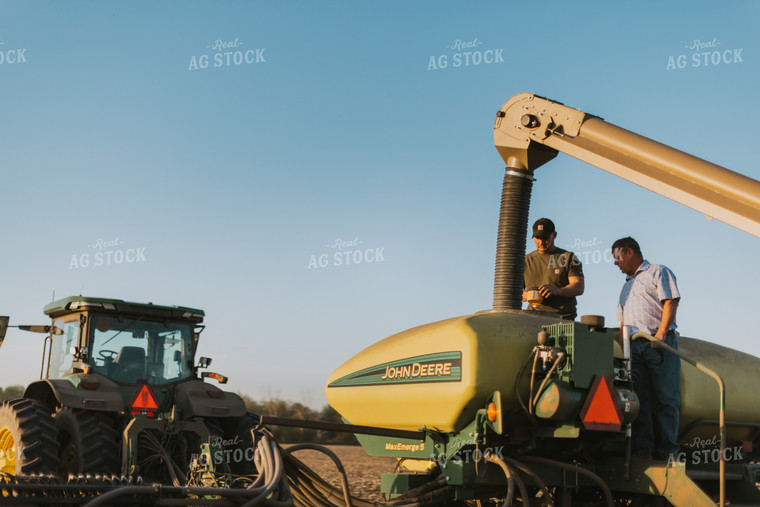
[24,376,125,413]
[173,379,246,418]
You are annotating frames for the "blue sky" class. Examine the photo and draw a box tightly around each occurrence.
[1,1,759,407]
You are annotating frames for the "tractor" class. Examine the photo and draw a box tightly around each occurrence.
[0,296,255,483]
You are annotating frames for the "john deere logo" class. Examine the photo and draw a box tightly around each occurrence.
[328,352,461,387]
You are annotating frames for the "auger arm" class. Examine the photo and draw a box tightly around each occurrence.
[494,92,760,238]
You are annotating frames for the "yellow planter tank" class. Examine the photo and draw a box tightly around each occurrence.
[326,310,760,445]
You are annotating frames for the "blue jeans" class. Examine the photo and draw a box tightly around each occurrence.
[631,332,681,458]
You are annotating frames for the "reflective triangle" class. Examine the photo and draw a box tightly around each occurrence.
[131,384,159,412]
[580,375,622,431]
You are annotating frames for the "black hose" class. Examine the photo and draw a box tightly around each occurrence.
[484,452,515,506]
[282,443,353,507]
[520,456,613,507]
[503,457,555,507]
[493,167,534,310]
[514,347,539,425]
[283,452,452,507]
[283,454,376,507]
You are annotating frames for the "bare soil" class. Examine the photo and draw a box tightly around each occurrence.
[285,445,397,503]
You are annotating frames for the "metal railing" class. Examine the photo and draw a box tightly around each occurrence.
[632,332,725,507]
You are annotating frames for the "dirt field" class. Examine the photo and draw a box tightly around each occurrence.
[286,445,398,502]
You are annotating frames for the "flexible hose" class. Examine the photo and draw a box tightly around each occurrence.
[520,456,613,507]
[484,452,515,506]
[531,352,566,412]
[515,347,539,425]
[493,168,534,310]
[282,443,353,507]
[241,437,289,507]
[503,457,554,507]
[81,425,452,507]
[529,350,540,415]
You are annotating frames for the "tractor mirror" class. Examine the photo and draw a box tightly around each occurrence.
[0,316,9,347]
[18,325,63,334]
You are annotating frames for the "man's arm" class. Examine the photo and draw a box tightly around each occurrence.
[654,298,679,342]
[538,275,585,298]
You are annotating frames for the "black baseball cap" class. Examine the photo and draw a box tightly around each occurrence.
[532,218,556,239]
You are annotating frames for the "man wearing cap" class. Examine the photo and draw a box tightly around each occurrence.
[523,218,585,320]
[612,236,681,461]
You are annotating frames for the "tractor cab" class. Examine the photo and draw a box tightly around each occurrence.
[1,295,250,482]
[43,296,204,386]
[87,316,193,384]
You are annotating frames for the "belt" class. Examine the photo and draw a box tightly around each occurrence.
[634,329,676,343]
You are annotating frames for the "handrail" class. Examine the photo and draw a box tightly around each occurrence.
[633,332,725,507]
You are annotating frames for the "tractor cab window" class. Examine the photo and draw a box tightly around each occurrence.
[88,315,194,385]
[48,318,79,378]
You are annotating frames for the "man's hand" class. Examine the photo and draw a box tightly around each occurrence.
[538,274,584,299]
[538,284,557,298]
[652,329,666,348]
[652,298,679,348]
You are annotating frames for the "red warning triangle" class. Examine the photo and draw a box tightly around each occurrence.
[130,384,159,413]
[580,375,622,431]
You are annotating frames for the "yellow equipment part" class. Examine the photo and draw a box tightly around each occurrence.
[494,92,760,238]
[326,310,555,433]
[398,458,437,473]
[0,426,16,474]
[326,310,760,444]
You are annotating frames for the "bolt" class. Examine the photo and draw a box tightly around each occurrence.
[520,114,540,128]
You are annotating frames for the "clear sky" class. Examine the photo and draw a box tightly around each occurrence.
[1,1,759,408]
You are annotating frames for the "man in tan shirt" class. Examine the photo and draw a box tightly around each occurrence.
[523,218,585,320]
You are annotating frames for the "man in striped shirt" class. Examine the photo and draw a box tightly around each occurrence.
[612,236,681,461]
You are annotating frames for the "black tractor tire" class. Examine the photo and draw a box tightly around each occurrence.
[0,398,60,475]
[221,412,259,475]
[54,407,120,477]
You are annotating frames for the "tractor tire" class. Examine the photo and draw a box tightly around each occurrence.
[0,398,60,475]
[54,407,120,477]
[221,412,259,475]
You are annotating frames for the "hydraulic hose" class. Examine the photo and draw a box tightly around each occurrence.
[514,347,539,425]
[531,351,566,412]
[503,457,555,507]
[282,443,353,507]
[484,451,518,507]
[528,350,540,415]
[520,456,613,507]
[242,436,288,507]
